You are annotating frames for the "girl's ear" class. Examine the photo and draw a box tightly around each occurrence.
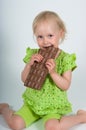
[59,29,64,42]
[60,29,64,38]
[58,29,64,43]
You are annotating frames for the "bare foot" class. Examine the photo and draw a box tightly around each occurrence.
[0,103,9,114]
[77,110,86,123]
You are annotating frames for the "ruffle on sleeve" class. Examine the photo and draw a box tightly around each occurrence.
[62,53,77,73]
[23,47,38,63]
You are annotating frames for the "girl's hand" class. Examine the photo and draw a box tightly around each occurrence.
[45,59,56,74]
[29,54,43,66]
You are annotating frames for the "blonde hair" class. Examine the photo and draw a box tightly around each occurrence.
[32,11,67,42]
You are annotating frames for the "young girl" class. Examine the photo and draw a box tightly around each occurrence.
[0,11,86,130]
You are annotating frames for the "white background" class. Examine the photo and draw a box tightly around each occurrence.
[0,0,86,129]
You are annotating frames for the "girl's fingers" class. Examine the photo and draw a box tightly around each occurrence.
[45,59,56,72]
[33,54,43,62]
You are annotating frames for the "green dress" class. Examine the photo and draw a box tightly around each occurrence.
[22,47,77,117]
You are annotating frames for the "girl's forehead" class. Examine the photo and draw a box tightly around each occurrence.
[35,22,59,36]
[36,20,58,30]
[34,18,60,35]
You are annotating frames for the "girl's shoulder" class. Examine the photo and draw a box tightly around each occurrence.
[58,49,76,60]
[26,47,39,54]
[56,49,77,73]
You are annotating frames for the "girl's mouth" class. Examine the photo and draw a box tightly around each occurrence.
[41,45,53,50]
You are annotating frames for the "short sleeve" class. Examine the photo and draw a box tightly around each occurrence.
[23,47,38,63]
[62,53,77,73]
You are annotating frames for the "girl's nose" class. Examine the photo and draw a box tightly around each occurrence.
[43,37,48,45]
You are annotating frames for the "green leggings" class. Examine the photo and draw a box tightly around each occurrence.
[15,103,62,127]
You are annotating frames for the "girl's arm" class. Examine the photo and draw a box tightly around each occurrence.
[46,59,72,91]
[21,63,31,83]
[21,53,43,83]
[50,70,72,91]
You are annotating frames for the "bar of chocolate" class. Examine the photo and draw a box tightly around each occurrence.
[24,46,58,90]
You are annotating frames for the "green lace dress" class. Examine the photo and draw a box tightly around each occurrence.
[22,47,77,117]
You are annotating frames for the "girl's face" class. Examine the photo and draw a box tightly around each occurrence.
[34,20,63,49]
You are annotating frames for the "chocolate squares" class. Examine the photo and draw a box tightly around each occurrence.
[24,46,58,90]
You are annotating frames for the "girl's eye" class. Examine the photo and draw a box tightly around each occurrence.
[38,35,43,39]
[48,34,53,37]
